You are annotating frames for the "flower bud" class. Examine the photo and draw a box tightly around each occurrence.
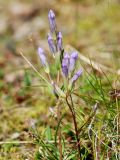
[71,51,78,60]
[48,10,56,33]
[38,47,49,73]
[71,69,82,84]
[47,33,56,55]
[57,31,63,52]
[69,51,78,72]
[62,53,70,77]
[38,48,47,66]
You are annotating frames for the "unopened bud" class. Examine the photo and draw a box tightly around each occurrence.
[47,33,57,55]
[62,53,70,77]
[57,31,63,52]
[38,47,49,73]
[69,51,78,72]
[48,10,57,33]
[71,69,82,84]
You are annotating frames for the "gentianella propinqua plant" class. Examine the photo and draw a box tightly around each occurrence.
[36,9,83,160]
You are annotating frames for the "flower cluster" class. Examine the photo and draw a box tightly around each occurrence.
[62,51,78,77]
[37,10,82,95]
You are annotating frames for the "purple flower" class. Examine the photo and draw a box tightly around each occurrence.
[69,52,78,72]
[47,33,56,54]
[71,51,78,60]
[62,53,70,77]
[38,47,47,66]
[48,10,56,33]
[57,32,63,51]
[71,69,82,84]
[62,52,78,77]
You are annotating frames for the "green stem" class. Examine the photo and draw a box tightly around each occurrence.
[56,99,62,160]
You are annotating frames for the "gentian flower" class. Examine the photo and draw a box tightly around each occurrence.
[38,47,49,73]
[69,51,78,72]
[71,69,82,84]
[62,53,70,77]
[71,51,78,60]
[38,48,47,66]
[57,31,63,52]
[48,10,56,33]
[62,52,79,77]
[47,33,56,55]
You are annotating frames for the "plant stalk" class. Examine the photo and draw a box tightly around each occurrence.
[56,99,62,160]
[66,95,81,160]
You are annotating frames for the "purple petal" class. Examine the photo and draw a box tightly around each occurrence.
[62,65,69,77]
[71,51,78,60]
[47,33,56,54]
[62,53,70,77]
[69,52,78,72]
[71,69,82,83]
[57,31,63,51]
[48,10,56,33]
[38,47,47,66]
